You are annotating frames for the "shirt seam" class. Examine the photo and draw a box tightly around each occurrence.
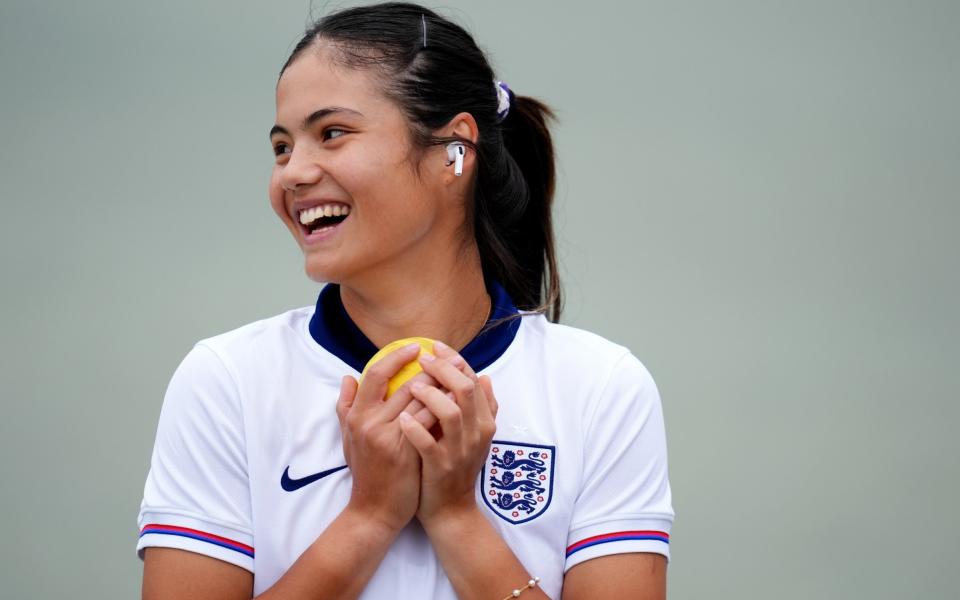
[139,506,253,537]
[569,512,675,533]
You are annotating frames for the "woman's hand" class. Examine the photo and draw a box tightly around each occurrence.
[335,343,426,533]
[398,340,498,527]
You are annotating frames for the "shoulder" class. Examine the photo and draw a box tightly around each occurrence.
[189,305,314,371]
[512,315,663,438]
[197,305,313,355]
[517,313,655,387]
[161,305,315,407]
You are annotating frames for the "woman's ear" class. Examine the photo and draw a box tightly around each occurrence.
[440,112,479,180]
[445,112,479,146]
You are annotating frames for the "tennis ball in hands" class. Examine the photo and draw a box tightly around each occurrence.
[359,337,436,398]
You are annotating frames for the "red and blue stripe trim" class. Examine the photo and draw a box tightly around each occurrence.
[566,530,669,557]
[140,524,254,558]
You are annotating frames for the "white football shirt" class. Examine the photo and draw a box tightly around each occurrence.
[138,282,674,598]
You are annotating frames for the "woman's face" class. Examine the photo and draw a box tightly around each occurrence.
[269,45,462,285]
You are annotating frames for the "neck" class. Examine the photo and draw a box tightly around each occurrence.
[338,247,491,351]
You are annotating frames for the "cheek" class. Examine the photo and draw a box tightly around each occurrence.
[268,169,288,222]
[351,153,419,210]
[332,153,380,196]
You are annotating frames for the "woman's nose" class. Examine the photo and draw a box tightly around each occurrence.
[279,146,324,191]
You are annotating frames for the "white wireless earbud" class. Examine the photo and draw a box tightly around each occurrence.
[446,142,465,176]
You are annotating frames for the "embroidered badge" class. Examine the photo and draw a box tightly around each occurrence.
[481,440,555,524]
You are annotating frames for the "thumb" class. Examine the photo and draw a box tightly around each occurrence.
[336,375,359,424]
[478,375,498,419]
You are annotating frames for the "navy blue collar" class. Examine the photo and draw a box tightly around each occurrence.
[308,280,521,373]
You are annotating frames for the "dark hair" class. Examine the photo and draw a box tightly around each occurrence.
[281,2,562,322]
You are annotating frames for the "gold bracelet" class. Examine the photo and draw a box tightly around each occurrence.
[500,576,541,600]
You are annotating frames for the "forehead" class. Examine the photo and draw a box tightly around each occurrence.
[275,43,394,123]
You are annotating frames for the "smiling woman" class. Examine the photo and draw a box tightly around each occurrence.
[137,3,672,600]
[267,48,473,294]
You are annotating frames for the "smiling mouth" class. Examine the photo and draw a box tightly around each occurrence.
[298,203,350,235]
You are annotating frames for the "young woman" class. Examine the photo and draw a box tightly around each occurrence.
[138,3,673,599]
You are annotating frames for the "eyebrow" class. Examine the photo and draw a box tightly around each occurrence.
[269,106,365,138]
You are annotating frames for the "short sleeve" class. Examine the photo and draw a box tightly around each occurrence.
[564,353,674,572]
[136,343,254,572]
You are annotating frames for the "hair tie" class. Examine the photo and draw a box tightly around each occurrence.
[495,80,512,122]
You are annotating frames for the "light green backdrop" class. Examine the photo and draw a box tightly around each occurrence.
[1,1,957,598]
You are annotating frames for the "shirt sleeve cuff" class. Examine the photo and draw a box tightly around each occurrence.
[136,510,254,573]
[565,517,672,572]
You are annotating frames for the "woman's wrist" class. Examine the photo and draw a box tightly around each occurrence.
[419,499,485,539]
[343,500,411,540]
[418,501,548,600]
[261,500,411,599]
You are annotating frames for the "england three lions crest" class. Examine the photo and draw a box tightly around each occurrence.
[481,440,555,524]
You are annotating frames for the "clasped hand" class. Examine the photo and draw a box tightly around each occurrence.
[335,341,498,533]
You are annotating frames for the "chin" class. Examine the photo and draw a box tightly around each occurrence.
[303,262,337,284]
[302,254,350,285]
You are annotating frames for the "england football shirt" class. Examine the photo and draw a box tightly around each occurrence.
[138,281,673,598]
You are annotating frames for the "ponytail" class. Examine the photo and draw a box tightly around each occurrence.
[474,94,562,322]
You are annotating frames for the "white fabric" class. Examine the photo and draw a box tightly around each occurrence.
[138,307,673,598]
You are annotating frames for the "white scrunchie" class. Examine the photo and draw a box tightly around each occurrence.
[495,80,511,122]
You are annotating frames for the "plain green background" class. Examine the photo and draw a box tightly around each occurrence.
[1,0,958,598]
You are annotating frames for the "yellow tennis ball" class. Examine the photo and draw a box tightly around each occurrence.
[360,337,436,398]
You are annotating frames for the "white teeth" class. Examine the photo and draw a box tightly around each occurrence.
[298,203,350,225]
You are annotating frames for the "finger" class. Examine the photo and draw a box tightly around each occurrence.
[402,398,425,415]
[336,376,358,424]
[379,371,438,422]
[398,412,438,458]
[355,342,423,408]
[419,352,479,424]
[432,340,479,381]
[412,405,438,430]
[411,381,463,446]
[427,342,484,429]
[430,342,481,420]
[478,375,498,420]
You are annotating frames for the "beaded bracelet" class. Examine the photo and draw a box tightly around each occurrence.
[500,576,541,600]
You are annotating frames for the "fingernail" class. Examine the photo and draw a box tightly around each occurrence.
[412,381,426,391]
[419,353,435,362]
[450,354,467,367]
[405,343,421,352]
[399,412,411,423]
[434,340,450,352]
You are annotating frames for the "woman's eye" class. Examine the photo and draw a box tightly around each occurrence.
[272,142,290,157]
[323,128,347,141]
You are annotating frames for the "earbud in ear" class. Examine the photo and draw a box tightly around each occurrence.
[446,142,465,177]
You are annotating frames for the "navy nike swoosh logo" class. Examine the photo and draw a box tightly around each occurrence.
[280,464,349,492]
